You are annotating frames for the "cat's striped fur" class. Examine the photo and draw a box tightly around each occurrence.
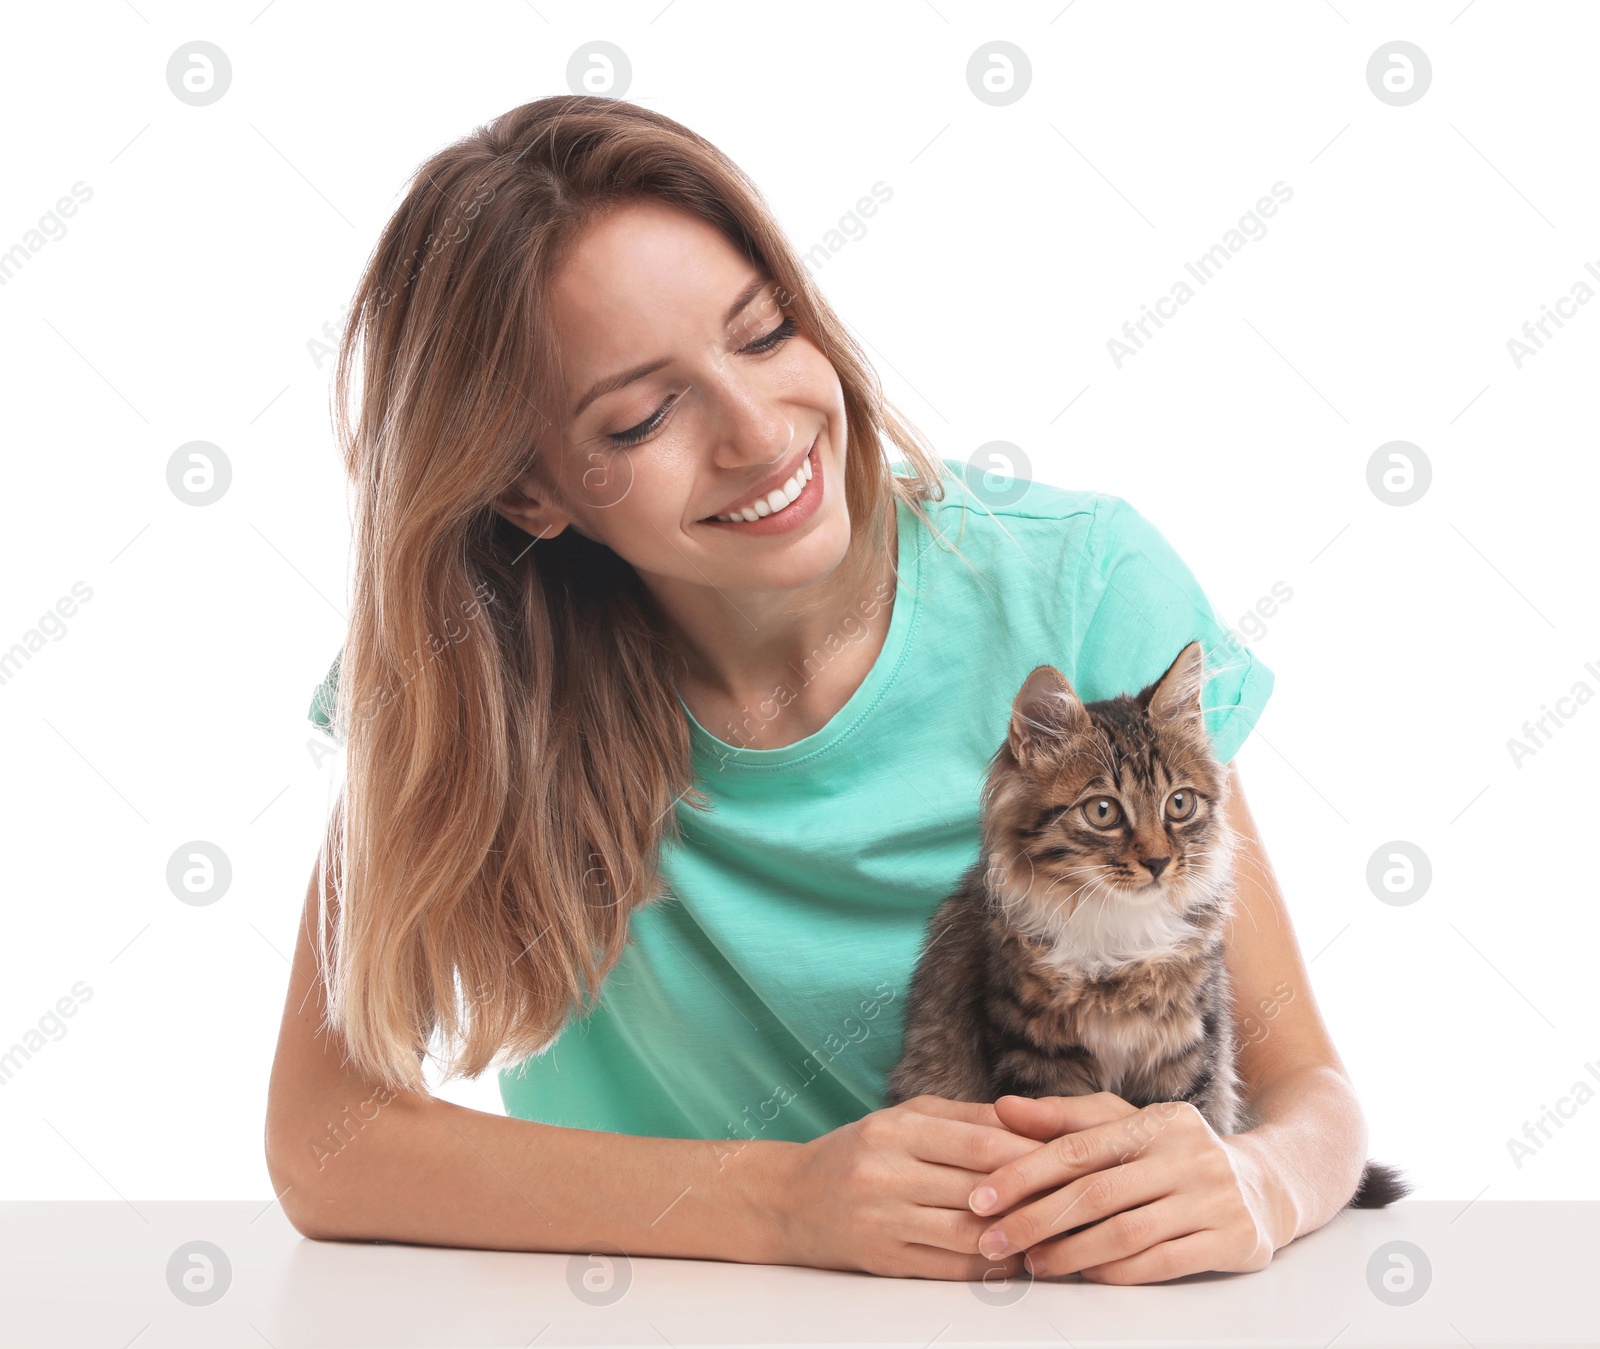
[884,640,1411,1209]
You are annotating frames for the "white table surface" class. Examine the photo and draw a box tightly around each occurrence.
[0,1200,1589,1348]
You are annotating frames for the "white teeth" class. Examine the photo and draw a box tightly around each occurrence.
[715,448,814,523]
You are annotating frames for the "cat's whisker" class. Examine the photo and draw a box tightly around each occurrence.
[1036,861,1115,884]
[1197,847,1269,888]
[1032,878,1108,933]
[1036,863,1115,918]
[1043,863,1114,880]
[1088,880,1118,948]
[1054,873,1118,930]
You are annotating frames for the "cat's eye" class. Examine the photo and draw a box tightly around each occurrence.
[1080,796,1123,830]
[1166,789,1198,822]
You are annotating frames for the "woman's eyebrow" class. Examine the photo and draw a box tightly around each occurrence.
[570,274,774,419]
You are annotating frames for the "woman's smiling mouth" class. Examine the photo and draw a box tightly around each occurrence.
[700,436,822,534]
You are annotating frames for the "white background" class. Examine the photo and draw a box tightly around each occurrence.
[1,0,1594,1207]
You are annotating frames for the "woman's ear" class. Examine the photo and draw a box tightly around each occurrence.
[491,476,577,542]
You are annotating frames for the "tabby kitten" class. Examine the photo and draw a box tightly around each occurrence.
[884,640,1411,1209]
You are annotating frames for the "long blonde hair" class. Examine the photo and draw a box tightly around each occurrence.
[318,94,954,1093]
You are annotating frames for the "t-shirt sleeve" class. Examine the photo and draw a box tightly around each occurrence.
[308,650,343,742]
[1072,494,1273,765]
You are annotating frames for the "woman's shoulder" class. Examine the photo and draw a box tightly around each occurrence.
[912,454,1110,525]
[904,458,1252,678]
[903,454,1140,579]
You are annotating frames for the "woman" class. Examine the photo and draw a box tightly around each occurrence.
[268,94,1369,1285]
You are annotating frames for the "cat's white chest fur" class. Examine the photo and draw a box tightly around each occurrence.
[1039,898,1200,978]
[991,855,1205,980]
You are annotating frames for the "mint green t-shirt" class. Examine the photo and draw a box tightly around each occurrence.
[307,458,1274,1146]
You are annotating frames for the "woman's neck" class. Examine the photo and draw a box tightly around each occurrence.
[649,510,899,751]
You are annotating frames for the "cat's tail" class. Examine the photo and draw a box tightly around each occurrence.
[1348,1158,1413,1209]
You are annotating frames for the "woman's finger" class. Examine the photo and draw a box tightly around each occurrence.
[880,1156,1008,1214]
[895,1242,1029,1283]
[970,1099,1191,1217]
[898,1108,1048,1176]
[1021,1192,1207,1278]
[990,1091,1141,1142]
[1076,1230,1225,1285]
[903,1197,1007,1256]
[975,1154,1179,1260]
[899,1094,1007,1129]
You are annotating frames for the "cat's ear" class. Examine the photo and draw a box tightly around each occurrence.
[1144,639,1207,730]
[1008,665,1090,768]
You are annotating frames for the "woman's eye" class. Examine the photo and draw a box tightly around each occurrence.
[742,313,798,354]
[605,315,800,449]
[1166,789,1198,821]
[607,398,679,449]
[1080,797,1123,830]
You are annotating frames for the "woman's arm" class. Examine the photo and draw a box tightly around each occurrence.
[264,847,794,1260]
[265,841,1043,1281]
[1215,760,1369,1247]
[961,762,1373,1282]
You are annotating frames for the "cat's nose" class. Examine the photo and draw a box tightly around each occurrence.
[1141,857,1169,880]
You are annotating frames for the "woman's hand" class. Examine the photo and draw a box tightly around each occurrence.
[965,1092,1281,1284]
[769,1094,1051,1280]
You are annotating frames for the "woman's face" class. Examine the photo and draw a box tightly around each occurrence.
[497,200,853,596]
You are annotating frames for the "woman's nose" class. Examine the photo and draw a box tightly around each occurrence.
[698,357,798,468]
[707,406,797,474]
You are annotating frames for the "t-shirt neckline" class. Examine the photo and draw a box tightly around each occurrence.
[677,489,923,770]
